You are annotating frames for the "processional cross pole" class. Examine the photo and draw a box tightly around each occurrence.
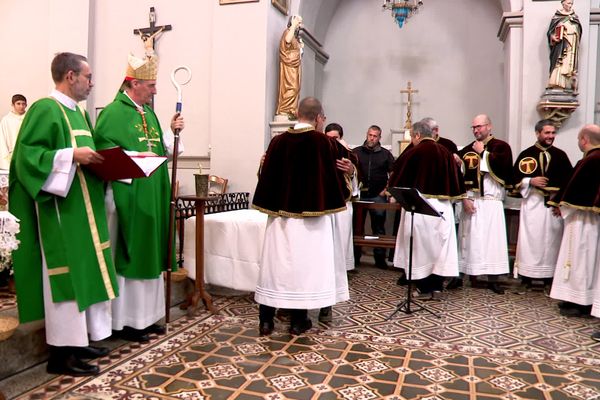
[400,81,419,131]
[133,7,172,109]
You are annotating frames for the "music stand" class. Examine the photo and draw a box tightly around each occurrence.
[386,187,442,320]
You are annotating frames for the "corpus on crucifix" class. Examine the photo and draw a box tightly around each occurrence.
[134,7,172,54]
[133,7,172,109]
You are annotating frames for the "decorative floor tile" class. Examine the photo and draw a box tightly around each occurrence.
[11,267,600,399]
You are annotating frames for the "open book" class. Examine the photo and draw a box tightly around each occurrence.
[85,147,167,181]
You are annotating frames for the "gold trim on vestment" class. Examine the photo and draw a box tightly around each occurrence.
[52,99,116,300]
[423,193,467,201]
[559,201,600,214]
[47,266,69,276]
[252,204,347,218]
[287,127,315,134]
[72,129,92,137]
[484,151,508,187]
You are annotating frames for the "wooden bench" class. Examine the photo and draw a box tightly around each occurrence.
[352,201,519,257]
[352,201,401,249]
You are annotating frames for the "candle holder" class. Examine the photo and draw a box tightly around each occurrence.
[194,174,210,198]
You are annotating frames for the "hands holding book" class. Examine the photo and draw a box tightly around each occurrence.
[84,147,167,181]
[74,147,105,165]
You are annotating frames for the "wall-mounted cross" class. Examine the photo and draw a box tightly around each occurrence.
[133,7,172,51]
[133,7,172,108]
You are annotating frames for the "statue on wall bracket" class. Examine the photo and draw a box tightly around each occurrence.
[537,0,581,128]
[275,15,303,121]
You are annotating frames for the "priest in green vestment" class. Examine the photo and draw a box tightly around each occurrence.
[94,51,184,342]
[9,52,117,377]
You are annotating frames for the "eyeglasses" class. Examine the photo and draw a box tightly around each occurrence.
[76,72,93,82]
[471,124,488,130]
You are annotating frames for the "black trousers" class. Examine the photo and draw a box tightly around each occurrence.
[259,305,307,325]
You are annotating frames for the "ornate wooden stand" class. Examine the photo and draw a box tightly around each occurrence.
[177,195,216,315]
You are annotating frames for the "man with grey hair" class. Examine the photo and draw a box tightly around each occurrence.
[420,117,458,154]
[387,121,465,299]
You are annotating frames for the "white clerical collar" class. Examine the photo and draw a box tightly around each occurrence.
[294,122,314,129]
[50,89,78,111]
[123,90,144,112]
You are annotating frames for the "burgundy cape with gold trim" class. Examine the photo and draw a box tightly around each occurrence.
[252,127,349,217]
[457,136,513,192]
[401,135,458,157]
[512,143,573,199]
[557,147,600,212]
[388,138,466,199]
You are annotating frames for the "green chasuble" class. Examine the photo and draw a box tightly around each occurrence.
[94,91,174,279]
[9,98,118,323]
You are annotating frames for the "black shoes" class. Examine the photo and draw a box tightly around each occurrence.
[396,274,408,286]
[47,347,100,377]
[318,307,333,323]
[446,277,463,290]
[559,304,591,317]
[289,318,312,335]
[488,282,505,295]
[116,326,151,343]
[259,320,274,336]
[69,345,109,360]
[144,324,167,335]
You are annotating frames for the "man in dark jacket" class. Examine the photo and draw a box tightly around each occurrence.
[352,125,395,268]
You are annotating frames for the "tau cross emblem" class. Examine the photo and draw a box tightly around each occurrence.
[519,157,538,175]
[463,152,480,169]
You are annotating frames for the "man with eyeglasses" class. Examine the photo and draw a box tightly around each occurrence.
[9,52,117,376]
[456,114,514,294]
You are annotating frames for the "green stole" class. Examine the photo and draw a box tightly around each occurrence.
[9,98,118,323]
[94,91,174,279]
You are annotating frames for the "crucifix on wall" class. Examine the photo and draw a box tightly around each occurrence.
[133,7,172,108]
[133,7,172,50]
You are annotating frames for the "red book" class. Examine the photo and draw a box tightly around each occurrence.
[85,147,167,181]
[555,24,564,41]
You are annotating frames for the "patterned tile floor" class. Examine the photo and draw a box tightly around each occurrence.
[10,267,600,399]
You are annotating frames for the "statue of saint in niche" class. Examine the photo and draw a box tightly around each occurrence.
[546,0,582,91]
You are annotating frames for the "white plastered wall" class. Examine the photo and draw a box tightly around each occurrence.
[320,0,505,149]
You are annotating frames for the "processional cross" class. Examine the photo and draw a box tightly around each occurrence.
[400,81,419,130]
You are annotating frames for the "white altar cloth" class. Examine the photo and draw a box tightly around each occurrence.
[183,209,267,291]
